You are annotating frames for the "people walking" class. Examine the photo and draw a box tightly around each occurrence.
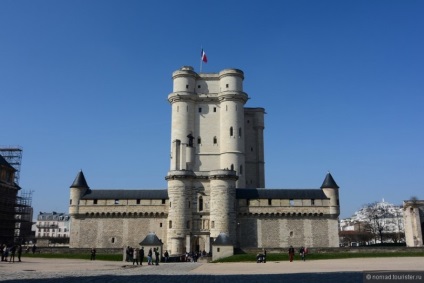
[288,245,295,262]
[90,248,96,260]
[17,245,22,262]
[139,247,145,265]
[133,248,139,265]
[147,248,152,265]
[154,247,159,265]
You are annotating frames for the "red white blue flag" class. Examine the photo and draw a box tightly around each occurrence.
[201,49,208,63]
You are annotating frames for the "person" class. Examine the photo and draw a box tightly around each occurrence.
[10,245,16,263]
[125,246,130,262]
[17,245,22,262]
[31,244,36,254]
[263,249,267,263]
[0,244,4,262]
[164,250,169,263]
[90,248,96,260]
[288,245,295,262]
[139,247,145,265]
[133,248,139,265]
[147,248,152,265]
[154,247,159,265]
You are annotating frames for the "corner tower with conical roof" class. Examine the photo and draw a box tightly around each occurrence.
[321,172,340,216]
[69,170,89,216]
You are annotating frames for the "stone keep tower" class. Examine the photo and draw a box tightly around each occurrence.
[166,66,264,254]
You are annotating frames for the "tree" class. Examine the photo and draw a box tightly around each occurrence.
[361,202,393,243]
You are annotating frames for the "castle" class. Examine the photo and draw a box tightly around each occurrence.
[69,66,341,255]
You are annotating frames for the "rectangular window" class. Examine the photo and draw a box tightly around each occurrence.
[311,199,315,205]
[93,199,97,205]
[136,199,141,204]
[289,199,294,206]
[162,199,166,204]
[114,199,119,205]
[268,199,272,206]
[213,107,216,112]
[199,107,202,113]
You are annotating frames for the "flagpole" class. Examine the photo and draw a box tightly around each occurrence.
[200,45,203,73]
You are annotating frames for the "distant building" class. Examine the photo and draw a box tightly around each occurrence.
[0,154,20,244]
[340,199,404,245]
[403,200,424,247]
[35,212,70,246]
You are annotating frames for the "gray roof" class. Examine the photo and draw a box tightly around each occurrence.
[0,154,16,171]
[139,233,163,246]
[320,172,339,189]
[81,189,168,200]
[213,233,232,246]
[236,188,328,199]
[70,170,89,189]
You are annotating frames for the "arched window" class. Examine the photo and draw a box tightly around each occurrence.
[231,164,234,171]
[230,127,233,136]
[199,196,203,211]
[213,136,217,144]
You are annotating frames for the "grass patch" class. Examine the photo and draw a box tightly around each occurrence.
[22,253,123,261]
[214,251,424,263]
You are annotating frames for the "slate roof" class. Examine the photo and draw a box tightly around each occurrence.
[236,188,328,199]
[0,154,16,171]
[70,170,89,189]
[139,233,163,246]
[320,172,339,189]
[81,189,168,200]
[213,233,232,246]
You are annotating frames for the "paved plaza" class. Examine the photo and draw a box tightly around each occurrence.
[1,257,423,283]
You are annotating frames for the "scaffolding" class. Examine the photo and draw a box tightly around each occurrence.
[15,190,34,243]
[0,146,23,185]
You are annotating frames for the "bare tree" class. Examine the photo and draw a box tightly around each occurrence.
[362,202,393,243]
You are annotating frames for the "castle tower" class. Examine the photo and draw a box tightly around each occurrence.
[165,171,193,255]
[218,69,248,187]
[69,170,89,216]
[321,172,340,216]
[209,170,238,243]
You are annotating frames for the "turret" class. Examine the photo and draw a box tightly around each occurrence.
[209,169,238,244]
[320,172,340,216]
[69,170,89,216]
[218,69,248,187]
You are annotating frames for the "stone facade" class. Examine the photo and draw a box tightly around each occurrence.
[68,66,341,255]
[403,200,424,247]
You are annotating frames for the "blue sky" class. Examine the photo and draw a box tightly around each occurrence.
[1,0,423,219]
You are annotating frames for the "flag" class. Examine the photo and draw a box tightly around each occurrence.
[201,49,208,63]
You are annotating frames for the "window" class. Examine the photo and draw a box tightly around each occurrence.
[198,107,202,113]
[213,107,216,112]
[230,127,233,136]
[230,164,234,171]
[217,247,220,252]
[160,223,162,227]
[137,199,141,204]
[311,199,315,205]
[186,84,189,89]
[197,137,201,144]
[226,84,229,88]
[290,231,293,237]
[169,221,172,229]
[238,127,242,137]
[70,199,72,205]
[114,199,119,205]
[198,85,201,88]
[111,237,115,243]
[199,196,203,211]
[93,199,98,205]
[162,199,166,204]
[289,199,294,206]
[268,199,272,206]
[213,136,217,144]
